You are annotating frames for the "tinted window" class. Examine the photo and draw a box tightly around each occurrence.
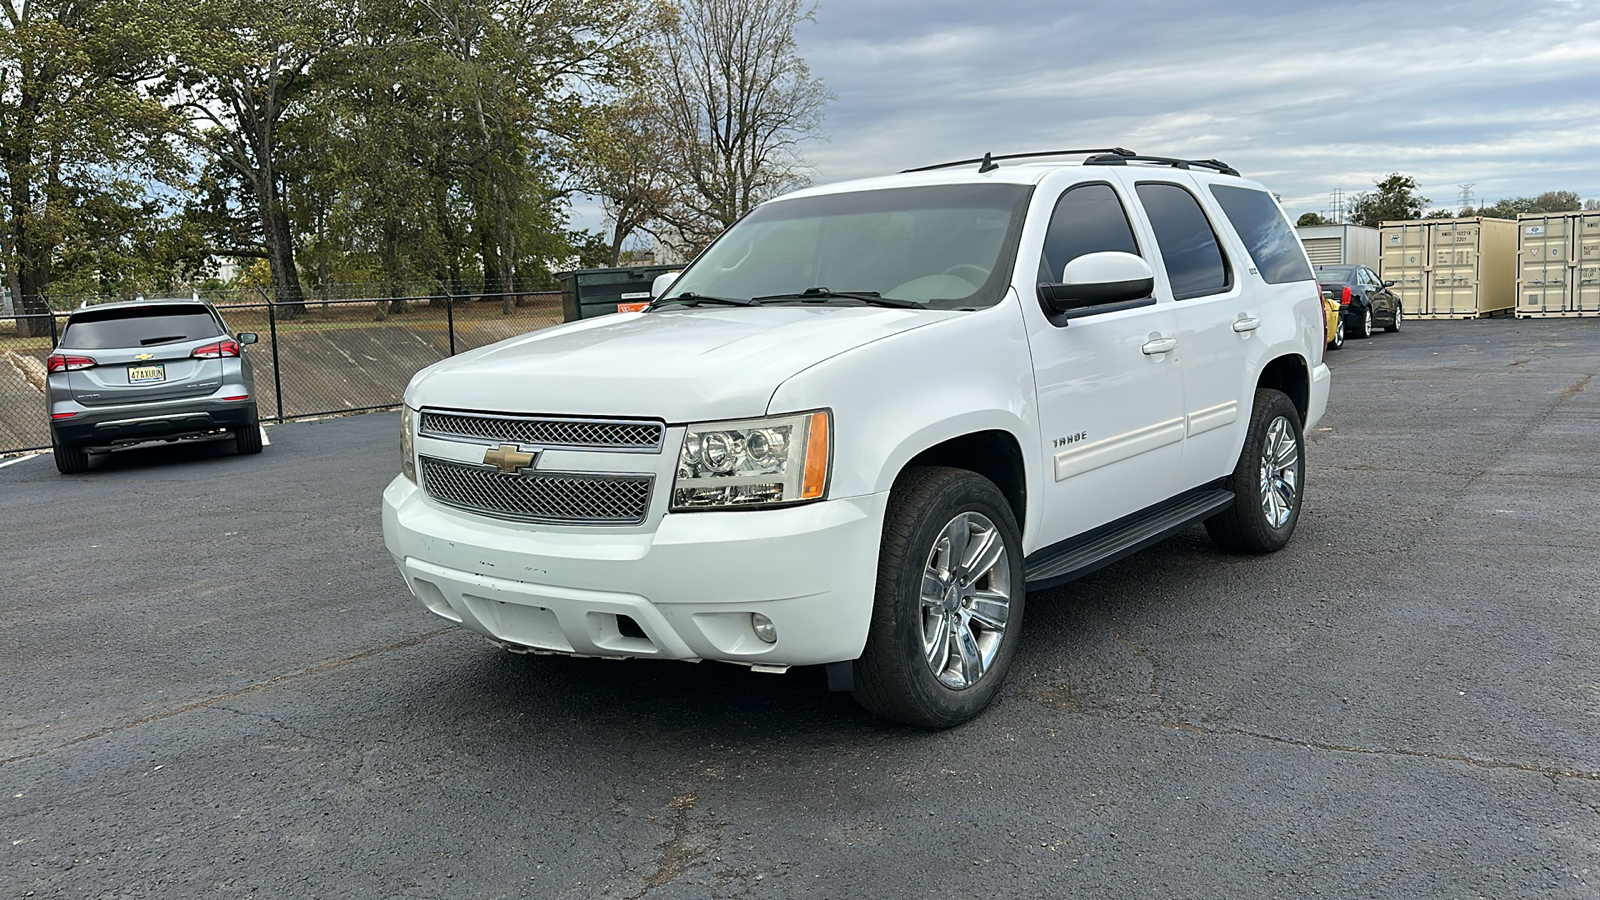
[1315,266,1356,286]
[1135,183,1230,299]
[1038,183,1141,282]
[1209,184,1314,285]
[61,305,223,350]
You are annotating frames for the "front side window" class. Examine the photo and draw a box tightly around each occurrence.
[666,184,1033,310]
[1209,184,1314,285]
[1135,182,1231,300]
[1037,183,1142,282]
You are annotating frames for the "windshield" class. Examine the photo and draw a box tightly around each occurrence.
[1315,266,1356,285]
[665,184,1033,309]
[61,305,223,350]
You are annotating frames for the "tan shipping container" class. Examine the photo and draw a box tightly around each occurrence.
[1380,217,1517,319]
[1515,212,1600,317]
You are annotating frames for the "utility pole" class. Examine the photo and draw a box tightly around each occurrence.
[1328,190,1346,224]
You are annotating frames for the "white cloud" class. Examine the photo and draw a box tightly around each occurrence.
[796,0,1600,216]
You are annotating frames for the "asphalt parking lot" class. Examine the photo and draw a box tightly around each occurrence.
[3,318,1599,899]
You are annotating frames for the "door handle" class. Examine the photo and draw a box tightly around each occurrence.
[1232,317,1261,333]
[1141,337,1178,355]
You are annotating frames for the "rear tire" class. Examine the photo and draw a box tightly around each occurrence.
[53,438,89,474]
[234,418,263,455]
[852,467,1025,728]
[1328,316,1344,350]
[1205,389,1304,554]
[1352,305,1373,339]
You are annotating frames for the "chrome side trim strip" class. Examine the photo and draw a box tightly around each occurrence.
[1185,400,1239,437]
[1054,417,1185,482]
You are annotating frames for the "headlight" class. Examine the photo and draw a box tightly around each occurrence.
[400,406,417,482]
[672,410,830,510]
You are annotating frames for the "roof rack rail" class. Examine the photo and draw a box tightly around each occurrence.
[1083,154,1240,177]
[901,147,1136,174]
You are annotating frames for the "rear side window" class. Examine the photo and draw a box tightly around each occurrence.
[1038,183,1141,282]
[1209,184,1314,285]
[61,305,223,350]
[1135,183,1231,300]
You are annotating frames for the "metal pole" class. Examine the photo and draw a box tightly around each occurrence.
[446,289,456,356]
[259,288,285,423]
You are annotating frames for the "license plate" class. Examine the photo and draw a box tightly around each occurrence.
[128,364,165,384]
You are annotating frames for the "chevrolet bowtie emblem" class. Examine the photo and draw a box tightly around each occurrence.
[135,353,154,360]
[483,443,538,474]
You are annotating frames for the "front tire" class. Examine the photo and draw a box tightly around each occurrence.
[53,438,89,474]
[852,467,1025,728]
[1385,305,1402,333]
[1205,389,1305,554]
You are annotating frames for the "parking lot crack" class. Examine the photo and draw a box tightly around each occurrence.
[1054,706,1600,784]
[0,629,453,768]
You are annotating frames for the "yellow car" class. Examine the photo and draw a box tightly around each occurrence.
[1323,291,1344,351]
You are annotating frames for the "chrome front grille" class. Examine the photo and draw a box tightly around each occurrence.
[420,410,663,452]
[419,457,653,525]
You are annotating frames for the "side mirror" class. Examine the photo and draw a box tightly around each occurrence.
[1381,280,1396,288]
[1037,252,1155,313]
[237,332,259,345]
[651,271,682,299]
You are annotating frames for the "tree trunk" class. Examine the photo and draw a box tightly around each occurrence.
[254,172,304,319]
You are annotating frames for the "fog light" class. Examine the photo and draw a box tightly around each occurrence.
[751,613,777,643]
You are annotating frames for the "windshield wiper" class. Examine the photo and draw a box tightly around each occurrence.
[649,292,760,309]
[752,287,921,309]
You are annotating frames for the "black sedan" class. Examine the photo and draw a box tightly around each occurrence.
[1315,265,1401,339]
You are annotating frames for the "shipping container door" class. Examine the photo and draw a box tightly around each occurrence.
[1381,224,1430,314]
[1576,215,1600,314]
[1518,215,1568,314]
[1433,222,1479,315]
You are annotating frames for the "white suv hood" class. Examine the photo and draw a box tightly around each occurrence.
[407,306,960,421]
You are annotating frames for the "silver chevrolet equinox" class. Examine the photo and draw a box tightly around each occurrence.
[46,299,262,473]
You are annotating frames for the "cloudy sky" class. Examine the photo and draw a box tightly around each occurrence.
[791,0,1600,219]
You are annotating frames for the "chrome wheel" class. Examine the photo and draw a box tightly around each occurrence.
[1363,308,1374,337]
[1258,416,1300,528]
[920,511,1011,690]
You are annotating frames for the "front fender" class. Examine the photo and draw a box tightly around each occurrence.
[765,300,1042,530]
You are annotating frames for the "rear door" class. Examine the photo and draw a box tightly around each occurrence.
[59,305,228,406]
[1121,175,1255,489]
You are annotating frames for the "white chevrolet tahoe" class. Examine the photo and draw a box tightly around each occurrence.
[382,149,1331,728]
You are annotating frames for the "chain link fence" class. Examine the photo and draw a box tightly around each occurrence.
[0,292,563,455]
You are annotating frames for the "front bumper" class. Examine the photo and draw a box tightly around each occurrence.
[382,476,888,667]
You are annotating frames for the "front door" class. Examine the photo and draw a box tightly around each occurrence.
[1024,180,1187,546]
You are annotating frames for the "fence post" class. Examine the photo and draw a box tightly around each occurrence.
[446,290,457,356]
[259,288,285,423]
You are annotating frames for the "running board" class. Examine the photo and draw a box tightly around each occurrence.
[1022,486,1234,590]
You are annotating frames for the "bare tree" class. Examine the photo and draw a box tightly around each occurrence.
[656,0,829,255]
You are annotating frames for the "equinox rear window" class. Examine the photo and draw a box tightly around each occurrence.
[61,305,224,350]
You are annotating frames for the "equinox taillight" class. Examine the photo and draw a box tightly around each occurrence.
[191,339,241,359]
[46,354,96,373]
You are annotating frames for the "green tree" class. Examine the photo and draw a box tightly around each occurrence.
[1346,174,1429,227]
[169,0,345,315]
[2,0,185,331]
[1296,212,1330,226]
[420,0,656,307]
